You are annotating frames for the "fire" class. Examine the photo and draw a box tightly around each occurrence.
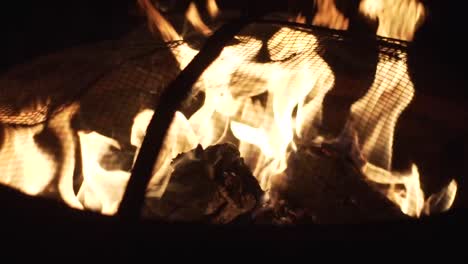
[138,0,181,42]
[0,2,458,220]
[350,58,412,170]
[186,2,213,36]
[139,0,218,39]
[312,0,349,30]
[342,54,457,217]
[0,124,56,196]
[288,0,424,41]
[359,0,426,41]
[77,131,130,214]
[364,163,458,217]
[0,103,82,209]
[206,0,220,18]
[146,25,457,218]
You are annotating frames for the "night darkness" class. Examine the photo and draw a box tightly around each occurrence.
[0,0,467,246]
[2,0,468,79]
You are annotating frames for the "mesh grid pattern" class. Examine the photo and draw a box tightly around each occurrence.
[156,22,412,188]
[0,21,417,215]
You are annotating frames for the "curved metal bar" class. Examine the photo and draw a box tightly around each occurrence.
[117,16,257,222]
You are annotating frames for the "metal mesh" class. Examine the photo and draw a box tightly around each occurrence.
[151,21,412,186]
[0,21,419,215]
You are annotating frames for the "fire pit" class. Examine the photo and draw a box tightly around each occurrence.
[0,0,467,245]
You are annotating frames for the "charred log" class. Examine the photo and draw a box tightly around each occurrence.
[143,143,263,223]
[269,145,407,224]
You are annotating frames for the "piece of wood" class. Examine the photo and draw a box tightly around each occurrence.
[143,143,263,224]
[268,145,407,224]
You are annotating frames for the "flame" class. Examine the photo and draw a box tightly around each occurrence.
[139,0,218,39]
[138,0,181,41]
[135,110,199,198]
[344,55,458,217]
[77,131,130,215]
[292,13,307,24]
[312,0,349,30]
[0,18,458,220]
[364,163,458,217]
[359,0,426,41]
[186,2,213,36]
[0,124,55,196]
[0,104,82,209]
[141,25,458,218]
[206,0,220,18]
[350,57,412,170]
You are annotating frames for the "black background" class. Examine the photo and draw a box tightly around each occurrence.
[1,0,467,77]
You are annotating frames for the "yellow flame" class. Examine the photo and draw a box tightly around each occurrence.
[346,56,457,217]
[48,103,83,209]
[138,0,181,41]
[350,57,412,170]
[312,0,349,30]
[363,163,457,217]
[77,131,130,215]
[424,179,458,215]
[186,2,213,36]
[292,13,307,24]
[0,22,458,219]
[0,103,82,209]
[359,0,426,41]
[206,0,220,18]
[0,124,55,195]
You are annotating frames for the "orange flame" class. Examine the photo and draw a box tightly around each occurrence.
[0,15,457,219]
[359,0,426,40]
[343,55,457,217]
[312,0,349,30]
[77,131,130,214]
[186,2,213,36]
[206,0,220,18]
[292,13,307,24]
[138,0,181,41]
[0,124,56,196]
[364,163,457,217]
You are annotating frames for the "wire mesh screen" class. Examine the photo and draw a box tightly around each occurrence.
[1,20,455,223]
[142,21,424,222]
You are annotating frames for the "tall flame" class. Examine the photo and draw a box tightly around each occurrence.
[350,57,412,170]
[312,0,349,30]
[0,5,458,220]
[344,55,457,217]
[359,0,426,41]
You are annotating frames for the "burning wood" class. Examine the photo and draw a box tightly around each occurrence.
[0,1,462,225]
[143,143,263,223]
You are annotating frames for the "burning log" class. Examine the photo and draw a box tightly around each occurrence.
[142,139,408,225]
[143,143,263,223]
[269,144,407,224]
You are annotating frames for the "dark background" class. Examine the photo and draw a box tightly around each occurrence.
[1,0,467,77]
